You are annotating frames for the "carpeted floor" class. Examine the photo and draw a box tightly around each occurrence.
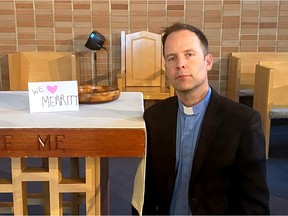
[266,119,288,215]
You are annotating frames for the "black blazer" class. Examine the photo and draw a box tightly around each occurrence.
[141,88,270,215]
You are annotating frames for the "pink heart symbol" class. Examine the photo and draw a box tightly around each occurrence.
[47,85,58,94]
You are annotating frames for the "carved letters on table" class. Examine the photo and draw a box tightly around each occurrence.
[0,134,65,152]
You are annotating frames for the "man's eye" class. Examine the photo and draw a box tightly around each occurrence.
[167,57,175,62]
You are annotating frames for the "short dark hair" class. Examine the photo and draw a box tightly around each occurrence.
[162,22,209,56]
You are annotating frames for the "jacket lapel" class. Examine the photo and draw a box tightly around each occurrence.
[164,97,179,196]
[190,89,224,183]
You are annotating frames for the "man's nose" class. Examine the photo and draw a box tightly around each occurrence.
[176,57,186,69]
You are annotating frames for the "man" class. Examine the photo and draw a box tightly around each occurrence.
[139,23,270,215]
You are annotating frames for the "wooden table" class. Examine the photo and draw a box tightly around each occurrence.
[0,91,145,215]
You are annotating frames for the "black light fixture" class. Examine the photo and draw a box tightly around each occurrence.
[85,30,110,86]
[85,30,106,50]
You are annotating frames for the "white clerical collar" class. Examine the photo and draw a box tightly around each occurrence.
[183,105,194,115]
[178,86,212,116]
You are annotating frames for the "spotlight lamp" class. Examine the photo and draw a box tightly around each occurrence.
[85,31,106,50]
[85,30,110,86]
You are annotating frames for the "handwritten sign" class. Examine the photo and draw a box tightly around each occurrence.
[28,81,79,113]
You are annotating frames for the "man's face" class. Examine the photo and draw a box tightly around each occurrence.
[164,30,213,94]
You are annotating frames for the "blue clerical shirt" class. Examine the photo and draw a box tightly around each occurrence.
[170,87,211,215]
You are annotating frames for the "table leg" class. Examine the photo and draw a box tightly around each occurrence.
[4,157,110,215]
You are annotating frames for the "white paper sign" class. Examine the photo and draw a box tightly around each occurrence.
[28,81,79,113]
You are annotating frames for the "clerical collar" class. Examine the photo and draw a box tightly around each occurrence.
[183,105,194,115]
[178,87,211,116]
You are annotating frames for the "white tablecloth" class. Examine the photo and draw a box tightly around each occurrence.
[0,91,144,129]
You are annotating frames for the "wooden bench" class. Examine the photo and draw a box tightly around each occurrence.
[253,60,288,159]
[8,51,78,90]
[227,52,288,102]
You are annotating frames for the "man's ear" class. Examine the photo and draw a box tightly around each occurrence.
[205,54,213,71]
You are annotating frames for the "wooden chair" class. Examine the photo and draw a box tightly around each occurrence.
[6,52,98,215]
[253,60,288,159]
[117,31,174,103]
[8,51,78,90]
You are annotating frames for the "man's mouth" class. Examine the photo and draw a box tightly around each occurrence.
[176,74,191,79]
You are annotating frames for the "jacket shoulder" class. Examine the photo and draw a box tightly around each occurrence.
[144,96,178,115]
